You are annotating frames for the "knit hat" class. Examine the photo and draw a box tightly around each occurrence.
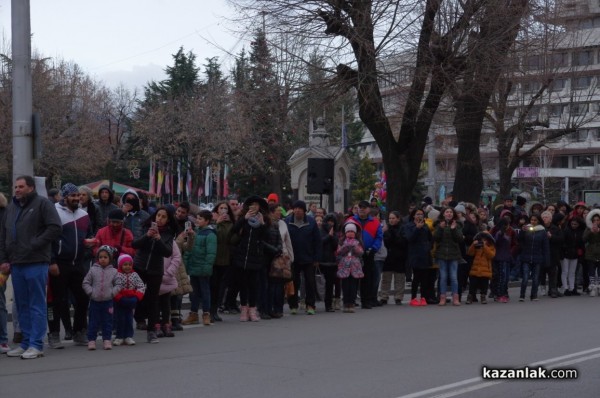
[454,203,466,215]
[108,209,125,221]
[291,200,307,212]
[61,183,79,198]
[97,245,115,261]
[118,254,133,269]
[267,193,279,203]
[344,223,357,233]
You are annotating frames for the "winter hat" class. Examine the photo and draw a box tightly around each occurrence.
[97,245,115,262]
[118,254,133,269]
[575,201,587,209]
[108,209,125,221]
[516,196,527,206]
[291,200,307,212]
[344,223,357,233]
[243,195,269,212]
[61,183,79,198]
[267,193,279,203]
[454,203,466,215]
[423,196,433,205]
[358,200,370,208]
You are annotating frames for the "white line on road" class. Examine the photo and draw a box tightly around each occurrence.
[395,346,600,398]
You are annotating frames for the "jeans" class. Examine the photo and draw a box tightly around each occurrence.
[493,261,511,297]
[0,283,7,344]
[87,300,113,341]
[11,263,49,351]
[114,297,137,339]
[520,262,541,299]
[438,259,458,295]
[189,275,211,313]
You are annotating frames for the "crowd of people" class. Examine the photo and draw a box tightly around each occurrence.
[0,176,598,360]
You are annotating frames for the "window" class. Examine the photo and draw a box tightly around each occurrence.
[572,76,593,89]
[549,78,567,92]
[573,155,594,167]
[569,129,589,142]
[570,103,588,116]
[580,19,593,29]
[549,104,564,117]
[551,52,569,68]
[550,156,569,168]
[522,81,541,93]
[524,55,541,70]
[572,50,594,66]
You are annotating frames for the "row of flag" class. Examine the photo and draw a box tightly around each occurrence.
[148,160,229,199]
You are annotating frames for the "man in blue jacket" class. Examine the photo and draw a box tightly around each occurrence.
[285,200,322,315]
[0,176,62,359]
[354,200,384,309]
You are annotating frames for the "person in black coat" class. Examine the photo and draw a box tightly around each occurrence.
[381,211,407,305]
[404,208,433,306]
[562,217,585,295]
[540,211,565,298]
[319,213,340,312]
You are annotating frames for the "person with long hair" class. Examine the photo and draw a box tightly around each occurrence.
[210,201,235,322]
[404,208,433,306]
[381,210,407,305]
[133,206,176,343]
[434,207,464,306]
[229,196,272,322]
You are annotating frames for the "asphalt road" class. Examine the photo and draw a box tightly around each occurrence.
[1,287,599,398]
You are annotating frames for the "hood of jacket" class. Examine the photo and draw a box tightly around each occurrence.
[98,185,115,204]
[586,209,600,229]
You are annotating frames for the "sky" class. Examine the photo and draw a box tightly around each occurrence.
[0,0,250,92]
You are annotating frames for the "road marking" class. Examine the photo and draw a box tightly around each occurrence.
[396,347,600,398]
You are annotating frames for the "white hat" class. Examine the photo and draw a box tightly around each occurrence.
[344,223,357,233]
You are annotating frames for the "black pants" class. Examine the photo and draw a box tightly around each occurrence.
[360,251,376,305]
[341,277,359,305]
[224,266,241,309]
[411,268,427,299]
[457,259,472,299]
[135,272,162,328]
[48,263,89,334]
[210,266,227,314]
[540,265,558,293]
[468,276,490,296]
[236,268,260,307]
[424,268,438,301]
[320,265,338,309]
[288,262,316,309]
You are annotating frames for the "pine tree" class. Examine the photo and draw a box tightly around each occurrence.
[352,154,377,203]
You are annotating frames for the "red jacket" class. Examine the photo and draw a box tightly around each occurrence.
[93,225,136,258]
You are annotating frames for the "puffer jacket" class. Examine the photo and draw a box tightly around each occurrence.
[383,223,407,273]
[467,241,496,278]
[403,222,433,269]
[159,241,182,295]
[172,232,194,295]
[518,225,550,267]
[563,223,585,260]
[82,263,120,301]
[433,222,464,261]
[230,217,269,271]
[320,222,339,267]
[214,220,233,267]
[583,209,600,261]
[184,226,217,276]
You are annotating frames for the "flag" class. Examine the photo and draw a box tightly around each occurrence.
[204,165,211,198]
[186,168,192,199]
[149,161,156,194]
[157,166,164,197]
[216,163,221,198]
[164,162,171,195]
[177,161,182,195]
[223,164,229,198]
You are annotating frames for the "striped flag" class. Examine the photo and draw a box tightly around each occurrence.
[157,166,164,197]
[177,161,182,195]
[223,164,229,198]
[164,162,171,195]
[204,165,211,198]
[149,161,156,194]
[186,168,192,199]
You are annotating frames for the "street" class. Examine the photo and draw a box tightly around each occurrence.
[1,286,599,398]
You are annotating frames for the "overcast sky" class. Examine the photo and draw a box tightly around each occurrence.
[0,0,249,92]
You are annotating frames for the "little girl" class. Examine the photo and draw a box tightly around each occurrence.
[114,254,145,346]
[466,232,496,304]
[336,222,364,313]
[82,245,121,350]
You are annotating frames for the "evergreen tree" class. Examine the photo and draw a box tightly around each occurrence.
[352,154,377,202]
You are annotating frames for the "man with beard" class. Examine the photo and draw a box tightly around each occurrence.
[46,183,94,348]
[0,176,62,359]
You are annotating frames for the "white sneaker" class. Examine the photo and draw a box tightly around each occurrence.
[20,347,44,359]
[590,285,597,297]
[6,346,25,357]
[112,338,123,346]
[540,286,547,296]
[124,337,136,346]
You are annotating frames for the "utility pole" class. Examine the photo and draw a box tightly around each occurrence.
[11,0,34,184]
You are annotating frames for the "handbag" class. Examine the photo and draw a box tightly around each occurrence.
[269,254,292,280]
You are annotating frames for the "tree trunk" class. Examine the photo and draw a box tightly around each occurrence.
[497,146,514,201]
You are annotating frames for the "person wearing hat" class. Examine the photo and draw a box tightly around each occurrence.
[337,221,365,313]
[95,185,118,229]
[1,175,62,359]
[284,199,322,315]
[47,183,95,348]
[230,196,272,321]
[267,193,288,218]
[352,200,384,309]
[93,209,136,260]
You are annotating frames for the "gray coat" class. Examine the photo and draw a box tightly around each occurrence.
[82,263,120,301]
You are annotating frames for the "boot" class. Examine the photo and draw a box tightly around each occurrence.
[452,294,461,306]
[438,294,446,306]
[249,307,260,322]
[480,294,487,304]
[465,294,473,305]
[240,306,249,322]
[48,332,64,349]
[162,323,175,337]
[181,311,200,325]
[333,298,341,311]
[155,324,164,338]
[202,312,211,326]
[171,317,183,331]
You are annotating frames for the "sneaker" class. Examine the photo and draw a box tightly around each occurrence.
[147,331,159,344]
[124,337,136,346]
[113,338,123,346]
[409,298,421,307]
[20,347,44,359]
[306,307,316,315]
[73,331,88,346]
[47,332,64,349]
[395,299,403,305]
[103,340,112,350]
[87,341,96,350]
[64,329,73,341]
[379,299,388,306]
[7,346,25,357]
[0,343,10,353]
[290,308,298,315]
[590,285,597,297]
[499,296,509,303]
[419,297,428,306]
[540,286,547,296]
[531,296,539,301]
[518,297,525,302]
